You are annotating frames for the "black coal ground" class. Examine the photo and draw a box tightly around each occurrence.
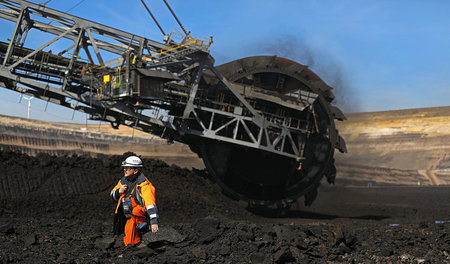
[0,150,449,263]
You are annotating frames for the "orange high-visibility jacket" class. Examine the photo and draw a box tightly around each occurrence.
[110,173,159,226]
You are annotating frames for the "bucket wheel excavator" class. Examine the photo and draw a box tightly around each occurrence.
[0,0,346,211]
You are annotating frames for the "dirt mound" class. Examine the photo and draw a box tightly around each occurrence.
[0,150,449,263]
[0,150,244,221]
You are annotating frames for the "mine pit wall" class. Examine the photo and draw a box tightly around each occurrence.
[335,106,450,186]
[336,164,430,186]
[2,105,450,187]
[0,115,203,168]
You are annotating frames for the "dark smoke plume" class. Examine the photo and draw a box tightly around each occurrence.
[244,34,361,113]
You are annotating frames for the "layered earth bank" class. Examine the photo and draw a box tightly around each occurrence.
[335,106,450,186]
[2,106,450,186]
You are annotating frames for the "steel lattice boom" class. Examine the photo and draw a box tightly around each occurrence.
[0,0,347,211]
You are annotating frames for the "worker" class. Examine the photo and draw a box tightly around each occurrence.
[110,155,159,246]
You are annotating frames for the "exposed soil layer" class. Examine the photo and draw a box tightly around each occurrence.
[335,106,450,186]
[0,150,449,263]
[4,105,450,187]
[0,115,204,169]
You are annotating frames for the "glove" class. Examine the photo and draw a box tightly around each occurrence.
[136,222,149,235]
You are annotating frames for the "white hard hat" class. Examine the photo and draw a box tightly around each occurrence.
[121,156,143,167]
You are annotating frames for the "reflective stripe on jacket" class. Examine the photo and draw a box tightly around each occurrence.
[110,173,159,225]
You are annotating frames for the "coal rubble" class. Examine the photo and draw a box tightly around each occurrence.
[0,150,449,263]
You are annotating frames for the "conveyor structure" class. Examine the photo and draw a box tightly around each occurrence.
[0,0,347,212]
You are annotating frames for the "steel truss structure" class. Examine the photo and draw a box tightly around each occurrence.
[0,0,340,160]
[0,0,346,208]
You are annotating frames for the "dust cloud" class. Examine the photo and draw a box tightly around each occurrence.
[246,34,361,114]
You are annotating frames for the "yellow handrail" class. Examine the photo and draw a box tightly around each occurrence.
[148,38,197,58]
[88,57,123,72]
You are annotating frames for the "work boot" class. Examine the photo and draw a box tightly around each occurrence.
[134,242,147,249]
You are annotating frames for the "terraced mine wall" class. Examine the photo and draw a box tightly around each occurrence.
[0,115,203,169]
[1,105,450,186]
[335,106,450,186]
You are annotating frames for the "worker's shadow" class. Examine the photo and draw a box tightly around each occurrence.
[247,207,390,221]
[288,210,390,221]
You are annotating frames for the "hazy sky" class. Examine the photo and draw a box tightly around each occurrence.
[0,0,449,123]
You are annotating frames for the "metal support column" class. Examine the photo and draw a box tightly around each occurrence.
[2,7,25,66]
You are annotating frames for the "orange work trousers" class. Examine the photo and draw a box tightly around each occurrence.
[123,205,147,246]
